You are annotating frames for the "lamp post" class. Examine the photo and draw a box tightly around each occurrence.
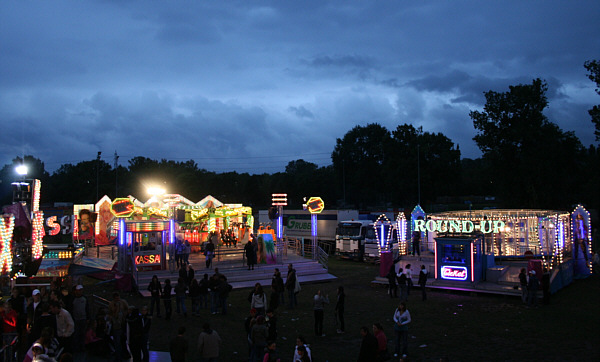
[96,151,102,202]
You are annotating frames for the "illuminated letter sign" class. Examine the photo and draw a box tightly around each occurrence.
[110,198,135,217]
[441,266,468,281]
[306,197,325,214]
[46,216,61,236]
[135,254,161,264]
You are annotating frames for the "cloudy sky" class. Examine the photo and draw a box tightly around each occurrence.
[1,1,598,174]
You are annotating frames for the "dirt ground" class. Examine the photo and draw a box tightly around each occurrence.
[84,258,600,361]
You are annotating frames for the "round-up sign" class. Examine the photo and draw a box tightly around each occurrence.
[110,198,135,218]
[306,197,325,214]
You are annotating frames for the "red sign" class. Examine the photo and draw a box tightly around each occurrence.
[135,254,161,265]
[441,266,468,281]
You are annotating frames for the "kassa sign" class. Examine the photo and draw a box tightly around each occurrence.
[135,254,161,265]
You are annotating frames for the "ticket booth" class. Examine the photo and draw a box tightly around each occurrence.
[118,220,171,272]
[434,236,483,283]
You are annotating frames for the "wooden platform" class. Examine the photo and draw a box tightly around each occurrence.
[135,244,337,297]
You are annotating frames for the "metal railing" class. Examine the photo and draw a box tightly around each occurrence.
[317,245,329,271]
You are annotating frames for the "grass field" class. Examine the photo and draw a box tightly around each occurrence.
[89,258,600,361]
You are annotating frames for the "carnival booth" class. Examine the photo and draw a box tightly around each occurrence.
[420,205,593,281]
[117,219,171,272]
[434,236,484,283]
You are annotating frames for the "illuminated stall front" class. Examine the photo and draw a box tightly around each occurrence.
[419,206,592,280]
[117,219,170,271]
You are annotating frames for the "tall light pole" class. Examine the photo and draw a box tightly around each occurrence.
[96,151,101,201]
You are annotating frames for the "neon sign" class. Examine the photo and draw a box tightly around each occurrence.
[135,254,161,264]
[110,198,135,217]
[306,197,325,214]
[441,266,468,281]
[414,219,505,234]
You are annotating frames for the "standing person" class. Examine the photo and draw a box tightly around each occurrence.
[251,283,268,316]
[293,335,312,362]
[70,285,88,353]
[189,278,201,316]
[199,274,210,310]
[50,300,74,354]
[295,345,311,362]
[126,306,143,362]
[147,275,162,318]
[412,230,421,257]
[250,315,268,362]
[270,268,285,310]
[418,265,428,301]
[518,268,528,304]
[183,240,191,265]
[313,290,329,337]
[140,306,151,362]
[245,239,256,270]
[186,264,195,287]
[216,274,231,315]
[387,264,397,298]
[178,265,188,287]
[372,323,389,362]
[174,277,188,317]
[175,239,184,269]
[527,270,540,308]
[107,292,129,362]
[392,302,411,359]
[335,286,345,334]
[542,268,551,305]
[397,268,408,302]
[209,274,220,315]
[358,326,378,362]
[169,326,188,362]
[265,309,277,341]
[197,322,221,362]
[405,264,413,296]
[205,238,215,269]
[263,340,281,362]
[162,279,173,320]
[285,264,298,309]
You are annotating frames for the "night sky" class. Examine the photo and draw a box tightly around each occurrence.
[1,1,598,174]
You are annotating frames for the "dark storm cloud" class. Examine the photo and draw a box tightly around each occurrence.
[0,0,599,172]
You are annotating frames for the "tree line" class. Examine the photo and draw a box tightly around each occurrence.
[2,62,599,213]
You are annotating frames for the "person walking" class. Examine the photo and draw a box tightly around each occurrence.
[285,264,298,309]
[393,302,411,359]
[183,240,191,265]
[313,290,329,337]
[197,322,221,362]
[418,265,428,301]
[147,275,162,318]
[518,268,528,304]
[335,286,345,334]
[162,279,173,320]
[169,326,188,362]
[50,300,74,354]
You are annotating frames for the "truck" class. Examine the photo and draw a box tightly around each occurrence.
[336,218,398,262]
[257,209,359,242]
